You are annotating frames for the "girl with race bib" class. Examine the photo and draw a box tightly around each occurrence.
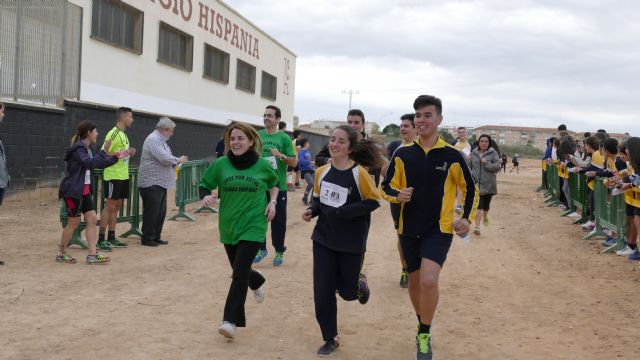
[302,125,384,356]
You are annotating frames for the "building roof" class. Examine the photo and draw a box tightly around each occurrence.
[217,0,297,57]
[473,125,561,132]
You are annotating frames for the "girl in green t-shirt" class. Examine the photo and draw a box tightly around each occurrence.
[199,123,279,340]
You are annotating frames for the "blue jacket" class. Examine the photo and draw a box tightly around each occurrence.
[298,149,314,172]
[58,140,118,199]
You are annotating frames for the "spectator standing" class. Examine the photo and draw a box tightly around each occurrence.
[137,117,188,247]
[0,102,8,266]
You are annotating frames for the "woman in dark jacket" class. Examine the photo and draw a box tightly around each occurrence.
[469,134,502,236]
[57,120,128,264]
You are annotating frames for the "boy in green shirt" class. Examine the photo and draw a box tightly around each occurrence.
[255,105,297,266]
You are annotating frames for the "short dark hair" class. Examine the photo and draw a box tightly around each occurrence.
[278,121,286,130]
[628,137,640,173]
[585,136,600,151]
[266,105,281,119]
[457,126,466,131]
[297,138,309,148]
[115,107,132,121]
[594,132,608,143]
[602,138,619,155]
[347,109,365,123]
[583,132,591,138]
[557,124,567,131]
[413,95,442,115]
[400,113,415,127]
[292,130,301,138]
[597,129,607,134]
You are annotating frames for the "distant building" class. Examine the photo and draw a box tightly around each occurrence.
[306,119,375,135]
[473,125,630,150]
[473,125,562,150]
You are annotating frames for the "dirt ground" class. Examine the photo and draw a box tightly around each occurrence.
[1,158,639,360]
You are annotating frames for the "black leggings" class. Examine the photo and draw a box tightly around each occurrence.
[223,241,266,327]
[261,191,287,253]
[313,241,363,341]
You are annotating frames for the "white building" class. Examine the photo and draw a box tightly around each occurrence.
[0,0,297,127]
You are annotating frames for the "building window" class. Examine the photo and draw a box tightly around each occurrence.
[203,44,229,83]
[261,71,277,100]
[91,0,143,53]
[158,22,193,71]
[236,59,256,93]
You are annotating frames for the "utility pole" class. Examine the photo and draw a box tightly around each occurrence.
[341,89,359,110]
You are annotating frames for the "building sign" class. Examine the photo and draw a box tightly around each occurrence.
[150,0,260,60]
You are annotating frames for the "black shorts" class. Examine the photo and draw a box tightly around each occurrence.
[627,204,640,217]
[103,179,129,200]
[400,228,453,272]
[390,203,401,230]
[513,162,519,167]
[478,194,494,211]
[64,195,95,217]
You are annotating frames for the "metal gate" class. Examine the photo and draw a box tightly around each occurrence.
[0,0,82,106]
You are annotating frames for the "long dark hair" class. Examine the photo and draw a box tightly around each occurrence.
[477,134,500,155]
[626,137,640,173]
[333,125,385,169]
[71,120,97,145]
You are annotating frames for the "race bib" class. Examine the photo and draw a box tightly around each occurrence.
[320,181,348,208]
[265,156,278,170]
[123,145,130,165]
[84,170,91,185]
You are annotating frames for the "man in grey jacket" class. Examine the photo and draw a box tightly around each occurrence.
[0,102,8,265]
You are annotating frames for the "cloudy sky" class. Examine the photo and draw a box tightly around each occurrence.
[226,0,640,135]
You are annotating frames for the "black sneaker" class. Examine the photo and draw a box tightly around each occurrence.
[317,338,339,357]
[357,273,370,305]
[96,240,112,252]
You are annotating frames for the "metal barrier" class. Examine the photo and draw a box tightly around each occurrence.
[568,172,589,224]
[582,179,627,253]
[536,160,548,192]
[544,164,562,206]
[59,168,142,248]
[169,160,217,221]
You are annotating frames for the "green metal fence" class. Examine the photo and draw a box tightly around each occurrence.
[59,168,142,248]
[582,179,627,253]
[169,160,217,221]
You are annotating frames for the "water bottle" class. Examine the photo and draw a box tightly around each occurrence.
[454,219,471,244]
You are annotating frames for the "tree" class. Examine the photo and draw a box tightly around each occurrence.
[383,124,400,136]
[370,123,380,135]
[438,130,455,144]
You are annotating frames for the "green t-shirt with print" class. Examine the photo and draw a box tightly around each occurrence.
[258,129,295,191]
[102,126,130,180]
[199,156,278,245]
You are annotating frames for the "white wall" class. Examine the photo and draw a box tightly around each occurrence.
[69,0,296,127]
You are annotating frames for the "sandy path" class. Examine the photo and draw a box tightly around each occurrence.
[1,159,638,359]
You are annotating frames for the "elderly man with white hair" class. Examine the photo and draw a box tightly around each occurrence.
[138,117,188,247]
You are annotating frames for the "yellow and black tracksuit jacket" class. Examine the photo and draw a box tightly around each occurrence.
[382,137,479,237]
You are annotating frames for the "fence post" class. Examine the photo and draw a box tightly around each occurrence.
[536,160,547,192]
[601,190,627,253]
[583,179,609,240]
[169,162,196,221]
[120,168,143,238]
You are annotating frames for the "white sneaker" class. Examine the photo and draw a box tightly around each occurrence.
[616,246,636,256]
[253,285,265,304]
[567,212,580,218]
[581,221,594,229]
[218,321,236,339]
[588,228,598,236]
